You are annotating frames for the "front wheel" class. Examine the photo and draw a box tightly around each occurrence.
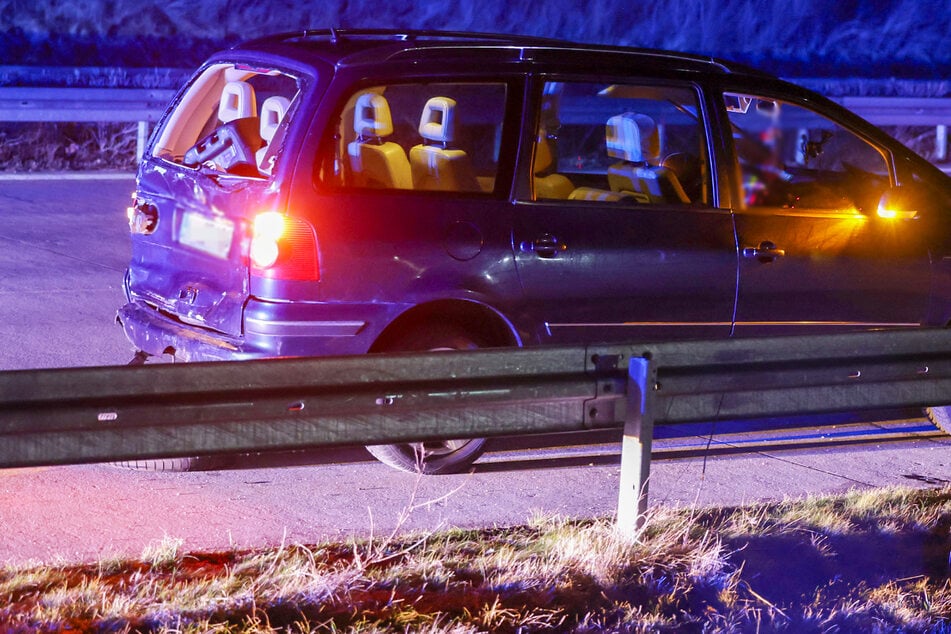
[365,438,487,475]
[365,324,490,475]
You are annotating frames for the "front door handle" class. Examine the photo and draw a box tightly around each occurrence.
[742,241,785,263]
[520,234,566,259]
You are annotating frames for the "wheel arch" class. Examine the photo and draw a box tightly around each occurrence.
[368,299,522,352]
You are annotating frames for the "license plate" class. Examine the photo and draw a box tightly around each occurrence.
[180,212,234,259]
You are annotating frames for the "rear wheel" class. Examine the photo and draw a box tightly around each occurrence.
[366,324,490,474]
[113,351,221,472]
[113,456,202,472]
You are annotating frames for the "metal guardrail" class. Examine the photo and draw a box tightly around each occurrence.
[2,328,950,534]
[0,86,949,163]
[835,96,951,127]
[0,86,175,123]
[0,86,176,161]
[835,96,950,163]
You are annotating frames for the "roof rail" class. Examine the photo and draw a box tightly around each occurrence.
[239,28,572,49]
[235,29,742,75]
[516,41,733,73]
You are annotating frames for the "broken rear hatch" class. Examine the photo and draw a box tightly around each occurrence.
[125,62,303,340]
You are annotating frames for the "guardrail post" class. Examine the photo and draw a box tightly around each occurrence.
[136,121,149,163]
[938,124,947,162]
[617,356,654,536]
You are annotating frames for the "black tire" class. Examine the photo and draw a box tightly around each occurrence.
[365,324,490,475]
[113,352,212,471]
[926,406,951,435]
[111,455,224,472]
[365,438,487,476]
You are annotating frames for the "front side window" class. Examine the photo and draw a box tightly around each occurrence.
[725,93,890,212]
[151,63,301,177]
[531,80,710,206]
[323,82,508,194]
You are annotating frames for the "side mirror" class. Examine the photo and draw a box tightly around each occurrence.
[877,187,919,220]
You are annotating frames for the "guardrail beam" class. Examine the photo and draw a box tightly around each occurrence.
[0,346,615,468]
[0,88,949,167]
[2,329,951,532]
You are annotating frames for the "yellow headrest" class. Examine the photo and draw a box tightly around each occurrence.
[218,81,257,123]
[418,97,457,144]
[606,112,659,162]
[353,93,394,138]
[260,96,290,143]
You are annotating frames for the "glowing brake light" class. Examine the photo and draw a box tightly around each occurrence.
[250,212,320,281]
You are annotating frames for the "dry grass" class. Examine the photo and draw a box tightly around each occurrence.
[0,485,948,632]
[0,122,139,172]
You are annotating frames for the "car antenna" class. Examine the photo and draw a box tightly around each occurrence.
[330,26,339,45]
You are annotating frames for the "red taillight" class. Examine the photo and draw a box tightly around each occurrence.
[250,212,320,281]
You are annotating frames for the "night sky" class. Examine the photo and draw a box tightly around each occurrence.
[1,0,949,79]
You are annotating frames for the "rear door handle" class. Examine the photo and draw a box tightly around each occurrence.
[742,241,785,263]
[520,234,565,259]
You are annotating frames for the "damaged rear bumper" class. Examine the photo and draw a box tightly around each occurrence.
[116,298,394,362]
[116,301,255,362]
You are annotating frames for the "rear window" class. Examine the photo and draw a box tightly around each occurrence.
[151,63,301,177]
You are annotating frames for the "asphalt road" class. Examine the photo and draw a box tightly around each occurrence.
[0,175,132,370]
[0,174,948,566]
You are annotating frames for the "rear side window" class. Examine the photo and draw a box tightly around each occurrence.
[322,82,508,194]
[151,63,300,177]
[531,81,711,206]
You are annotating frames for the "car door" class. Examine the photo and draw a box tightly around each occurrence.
[513,79,737,345]
[313,78,523,314]
[724,92,932,336]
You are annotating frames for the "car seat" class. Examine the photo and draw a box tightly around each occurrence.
[347,92,412,189]
[533,129,574,199]
[409,97,480,192]
[606,112,690,204]
[256,96,291,174]
[218,80,257,123]
[568,187,634,202]
[183,80,262,171]
[661,151,703,203]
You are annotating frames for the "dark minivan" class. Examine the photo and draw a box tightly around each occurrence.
[118,30,951,473]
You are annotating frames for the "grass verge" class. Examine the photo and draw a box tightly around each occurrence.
[0,122,139,173]
[0,485,949,632]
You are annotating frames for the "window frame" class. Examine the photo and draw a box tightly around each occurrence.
[718,88,898,216]
[149,61,304,179]
[315,75,523,199]
[517,73,718,209]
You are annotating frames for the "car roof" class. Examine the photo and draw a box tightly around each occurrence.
[233,28,769,79]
